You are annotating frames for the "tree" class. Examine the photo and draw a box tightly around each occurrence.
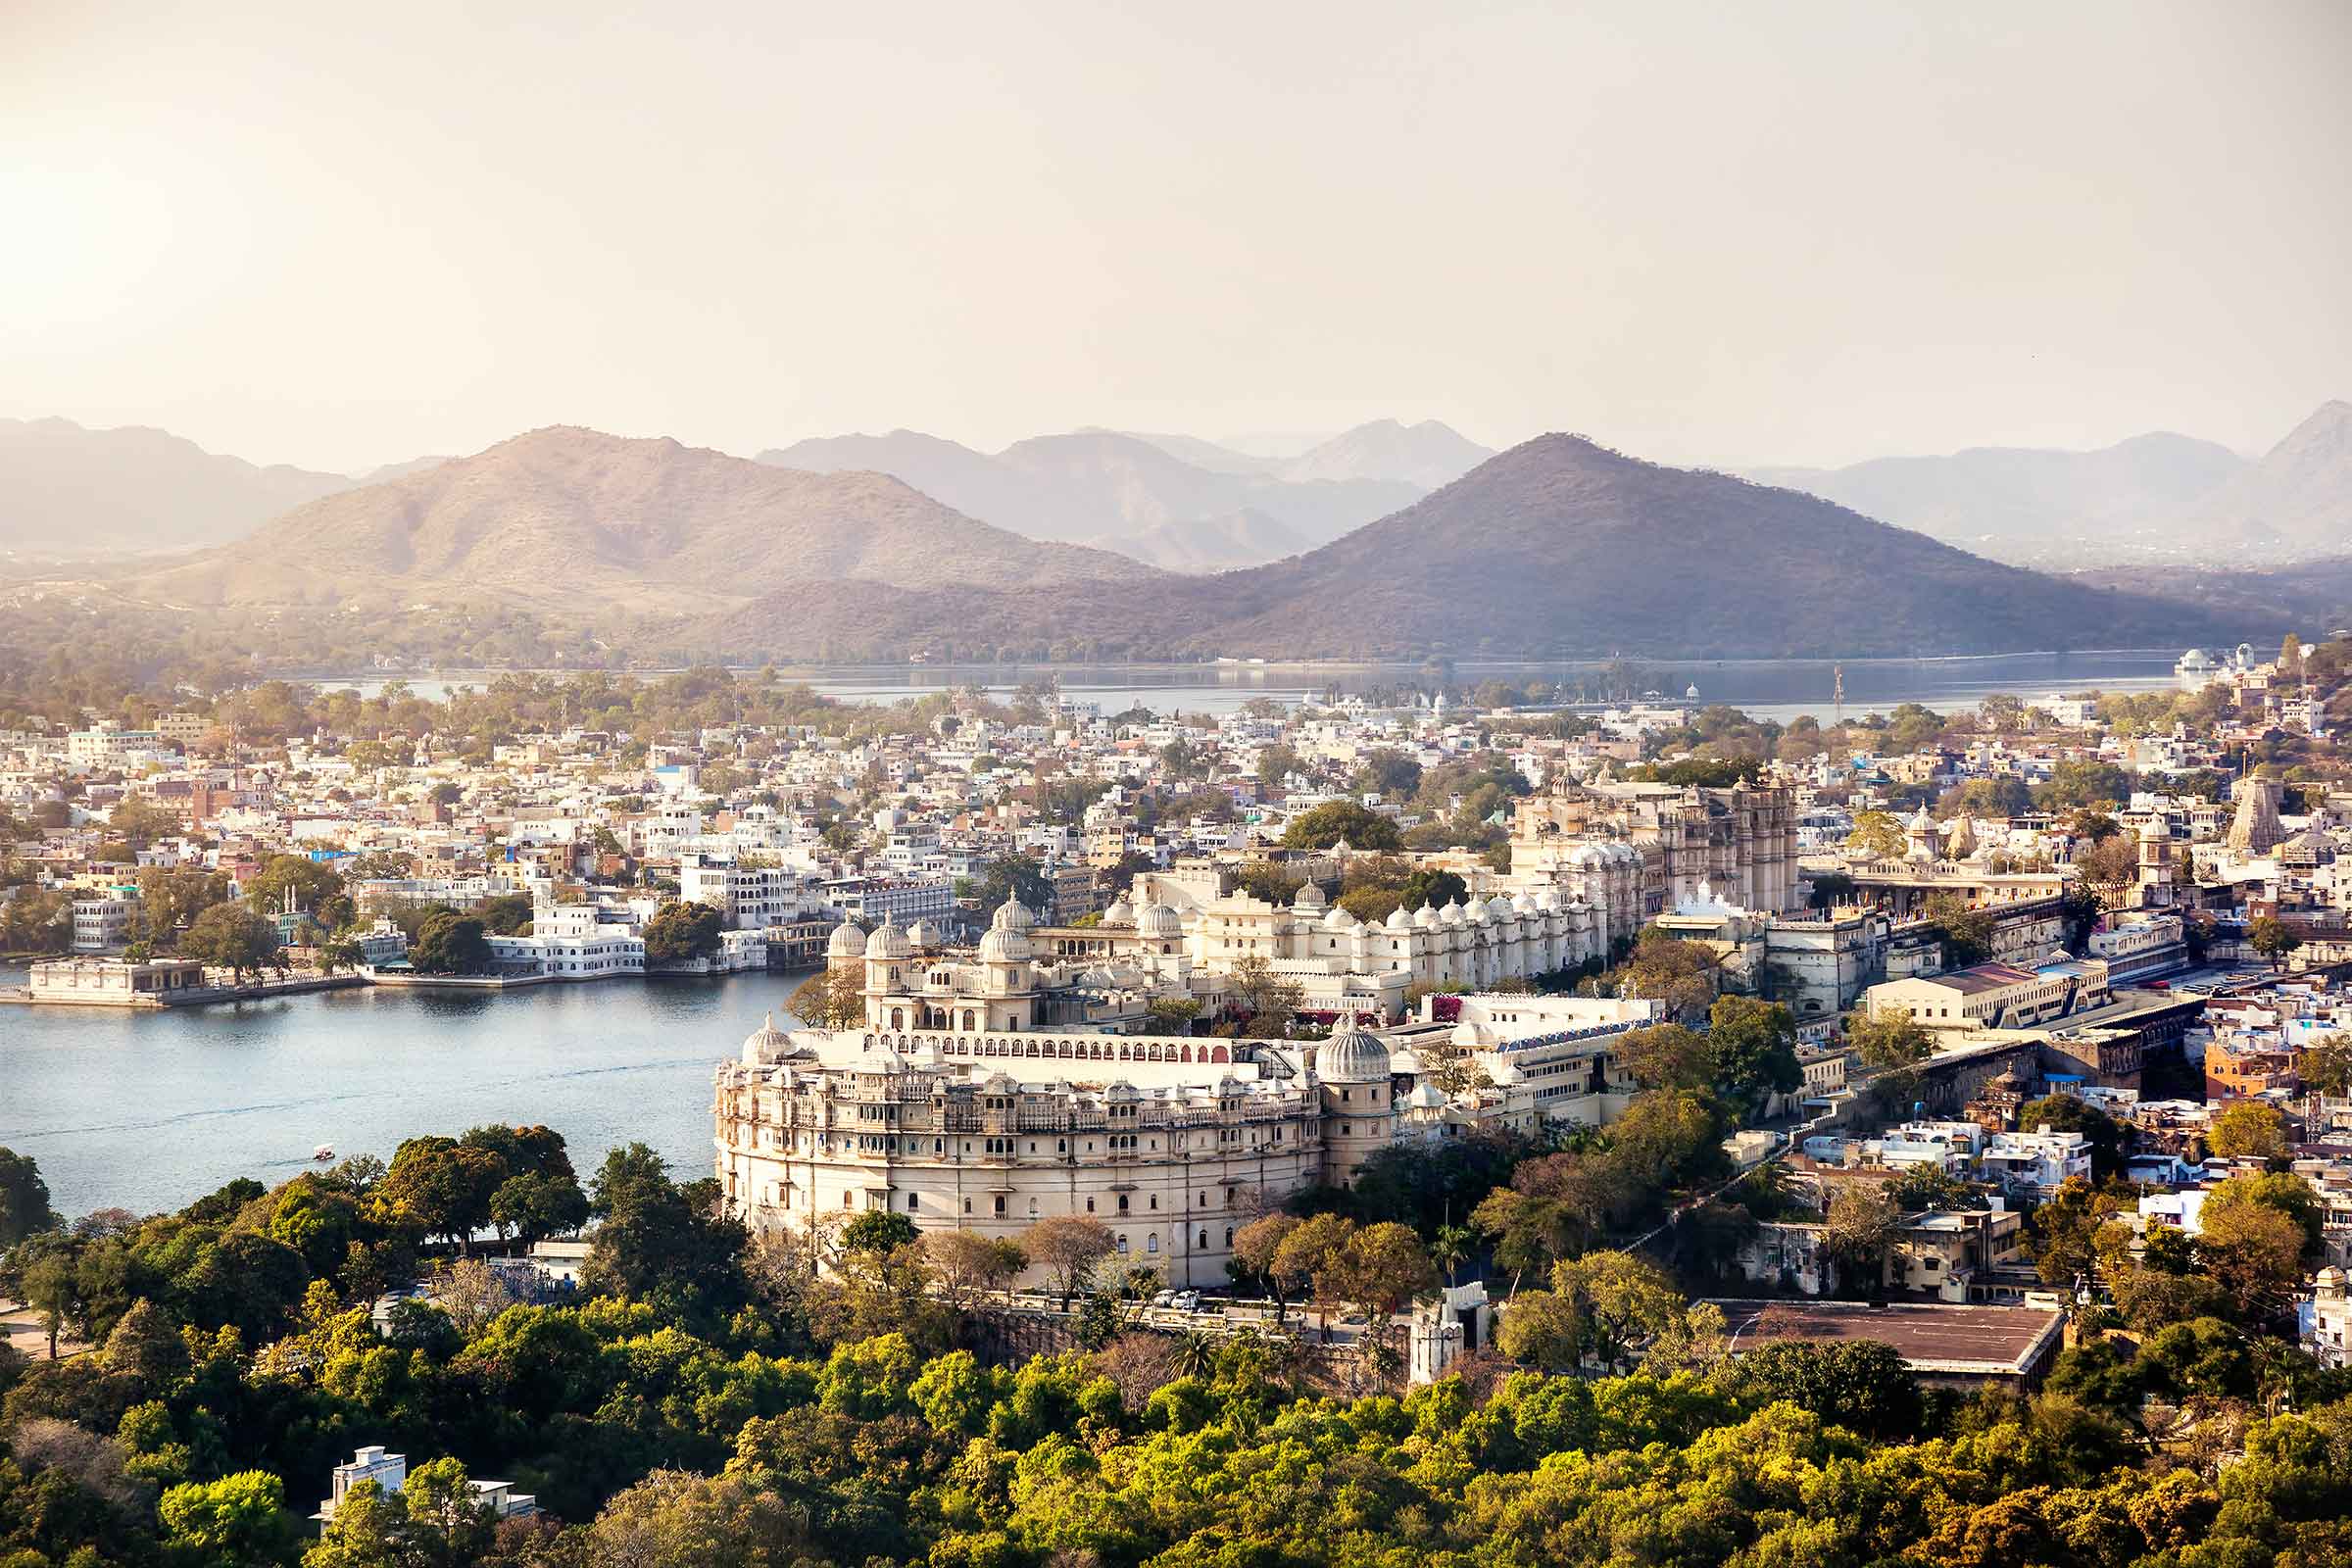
[840,1209,919,1255]
[436,1257,519,1334]
[158,1470,302,1568]
[2300,1033,2352,1098]
[0,1147,59,1247]
[1494,1289,1582,1370]
[470,891,535,935]
[642,901,725,963]
[1552,1250,1686,1371]
[1615,1023,1711,1091]
[21,1250,75,1358]
[244,854,353,928]
[1919,893,1996,967]
[1845,810,1905,860]
[1397,867,1467,913]
[179,903,284,982]
[1725,1339,1923,1439]
[2208,1101,2287,1161]
[2198,1200,2306,1320]
[1231,1213,1301,1321]
[924,1229,1025,1312]
[1281,800,1401,852]
[2073,834,2139,892]
[583,1468,827,1568]
[582,1144,748,1320]
[2249,915,2303,972]
[375,1136,505,1251]
[409,910,491,975]
[1821,1180,1900,1279]
[1024,1215,1115,1310]
[488,1168,590,1247]
[137,865,230,945]
[1269,1212,1356,1327]
[107,797,182,845]
[1226,954,1304,1037]
[0,886,72,954]
[791,965,865,1030]
[1703,995,1803,1120]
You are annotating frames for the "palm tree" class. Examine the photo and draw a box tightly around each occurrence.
[1172,1329,1218,1382]
[1431,1223,1474,1287]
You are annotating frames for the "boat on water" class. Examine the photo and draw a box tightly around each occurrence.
[313,1144,334,1162]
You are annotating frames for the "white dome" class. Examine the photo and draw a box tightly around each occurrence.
[1319,1015,1393,1084]
[1137,902,1182,939]
[866,918,910,960]
[1487,895,1515,921]
[1383,906,1411,931]
[742,1010,793,1063]
[1440,900,1467,926]
[1293,879,1327,909]
[1103,894,1135,925]
[1511,893,1538,915]
[1411,903,1440,929]
[1466,899,1492,925]
[979,923,1034,962]
[1322,904,1358,930]
[996,900,1036,933]
[826,920,867,958]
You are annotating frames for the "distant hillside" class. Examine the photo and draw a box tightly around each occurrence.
[1745,431,2247,564]
[1278,418,1494,488]
[125,426,1159,614]
[2181,400,2352,559]
[704,434,2278,661]
[1106,509,1314,574]
[0,417,352,555]
[2075,555,2352,634]
[759,425,1424,564]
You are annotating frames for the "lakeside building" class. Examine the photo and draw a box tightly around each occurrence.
[712,906,1648,1287]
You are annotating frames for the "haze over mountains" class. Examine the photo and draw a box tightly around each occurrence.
[1745,399,2352,567]
[757,419,1489,572]
[705,433,2265,662]
[125,427,1159,614]
[0,417,354,555]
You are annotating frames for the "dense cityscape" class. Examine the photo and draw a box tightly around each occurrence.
[10,4,2352,1564]
[2,630,2350,1564]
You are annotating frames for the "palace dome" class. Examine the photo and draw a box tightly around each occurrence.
[1319,1014,1393,1084]
[866,918,911,960]
[742,1011,792,1063]
[826,920,867,959]
[1137,902,1182,939]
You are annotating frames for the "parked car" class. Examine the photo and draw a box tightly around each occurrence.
[1151,1290,1176,1308]
[1172,1291,1201,1312]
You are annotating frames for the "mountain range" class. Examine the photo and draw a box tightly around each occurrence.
[702,432,2268,662]
[756,419,1490,571]
[122,427,1160,615]
[0,417,354,556]
[1745,400,2352,567]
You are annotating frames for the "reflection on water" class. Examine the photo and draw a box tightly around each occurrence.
[313,651,2182,722]
[0,967,816,1216]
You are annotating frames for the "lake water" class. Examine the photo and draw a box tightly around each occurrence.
[0,965,817,1218]
[313,650,2186,723]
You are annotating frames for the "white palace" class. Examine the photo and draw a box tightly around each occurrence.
[708,772,1783,1288]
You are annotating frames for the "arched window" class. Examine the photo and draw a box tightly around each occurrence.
[1199,1230,1208,1249]
[1146,1233,1158,1254]
[963,1010,976,1031]
[1027,1197,1040,1218]
[890,1008,905,1030]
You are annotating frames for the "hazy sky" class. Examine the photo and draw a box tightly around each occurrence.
[5,1,2347,474]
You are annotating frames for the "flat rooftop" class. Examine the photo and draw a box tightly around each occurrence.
[1708,1298,2065,1376]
